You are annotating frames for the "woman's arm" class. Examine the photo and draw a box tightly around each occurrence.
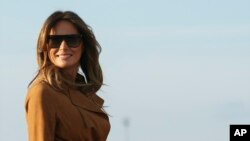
[25,83,56,141]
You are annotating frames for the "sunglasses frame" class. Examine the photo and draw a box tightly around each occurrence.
[47,34,83,48]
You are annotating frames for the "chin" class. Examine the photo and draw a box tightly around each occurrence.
[58,63,78,69]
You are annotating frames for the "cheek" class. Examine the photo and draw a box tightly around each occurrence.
[74,46,83,60]
[48,49,57,63]
[75,50,82,63]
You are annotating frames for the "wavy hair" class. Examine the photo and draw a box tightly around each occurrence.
[29,11,103,94]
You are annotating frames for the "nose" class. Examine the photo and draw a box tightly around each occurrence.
[59,40,69,50]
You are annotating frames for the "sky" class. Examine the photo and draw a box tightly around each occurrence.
[0,0,250,141]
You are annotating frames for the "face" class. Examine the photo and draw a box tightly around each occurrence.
[48,20,83,72]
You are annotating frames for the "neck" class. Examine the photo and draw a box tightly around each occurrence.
[63,66,79,80]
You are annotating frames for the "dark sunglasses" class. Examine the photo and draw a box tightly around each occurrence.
[47,34,83,48]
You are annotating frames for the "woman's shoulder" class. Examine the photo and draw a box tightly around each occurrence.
[26,80,56,100]
[28,79,51,91]
[25,80,58,114]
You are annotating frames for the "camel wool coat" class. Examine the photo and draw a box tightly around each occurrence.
[25,81,110,141]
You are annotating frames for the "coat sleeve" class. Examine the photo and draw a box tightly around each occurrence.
[25,83,56,141]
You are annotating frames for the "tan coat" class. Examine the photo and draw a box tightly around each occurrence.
[25,81,110,141]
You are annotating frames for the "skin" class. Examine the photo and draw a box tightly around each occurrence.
[48,20,83,78]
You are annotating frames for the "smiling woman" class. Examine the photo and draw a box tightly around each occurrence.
[48,21,83,75]
[24,11,110,141]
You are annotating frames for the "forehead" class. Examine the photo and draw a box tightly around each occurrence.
[50,20,78,35]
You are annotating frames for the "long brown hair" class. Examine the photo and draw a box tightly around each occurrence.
[29,11,103,94]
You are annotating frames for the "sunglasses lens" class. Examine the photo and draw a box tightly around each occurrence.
[48,34,82,48]
[48,37,63,48]
[65,35,82,48]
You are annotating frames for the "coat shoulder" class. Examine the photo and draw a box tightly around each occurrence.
[26,81,56,103]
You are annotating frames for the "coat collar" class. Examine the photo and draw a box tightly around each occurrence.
[69,89,105,114]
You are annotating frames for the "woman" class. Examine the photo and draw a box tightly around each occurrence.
[25,11,110,141]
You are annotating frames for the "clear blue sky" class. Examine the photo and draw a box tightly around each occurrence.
[0,0,250,141]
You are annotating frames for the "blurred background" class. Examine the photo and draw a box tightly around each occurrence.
[0,0,249,141]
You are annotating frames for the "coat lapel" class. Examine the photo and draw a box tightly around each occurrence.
[69,89,105,114]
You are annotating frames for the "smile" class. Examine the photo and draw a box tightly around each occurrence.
[56,54,73,59]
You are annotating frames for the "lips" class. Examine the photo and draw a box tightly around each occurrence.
[56,54,72,59]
